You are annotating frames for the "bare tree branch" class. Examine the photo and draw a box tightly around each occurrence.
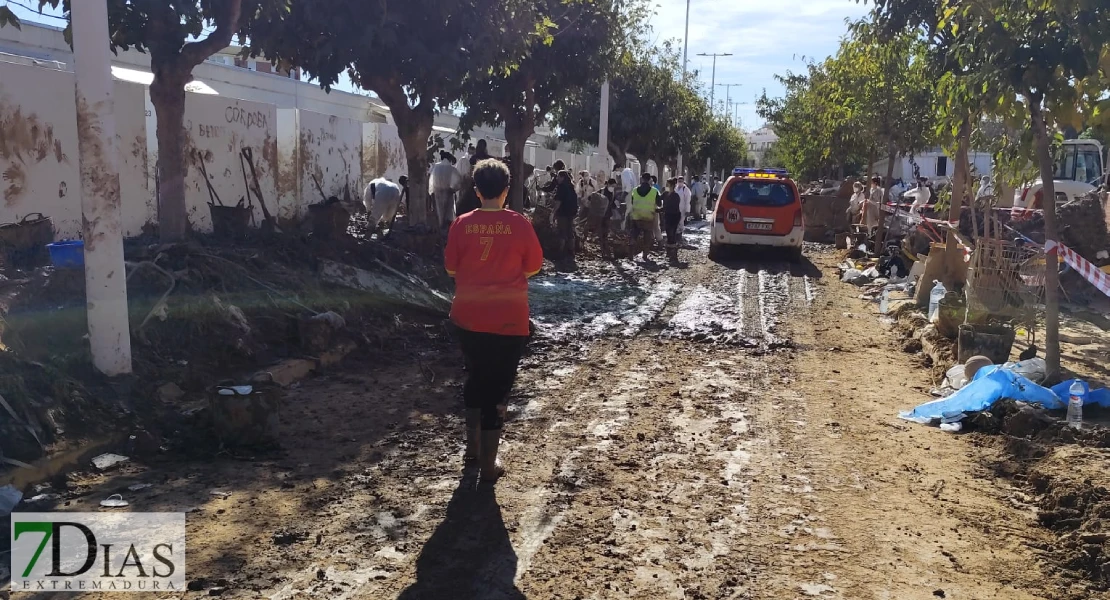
[179,0,242,68]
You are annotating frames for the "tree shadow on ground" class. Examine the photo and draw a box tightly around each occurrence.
[395,477,525,600]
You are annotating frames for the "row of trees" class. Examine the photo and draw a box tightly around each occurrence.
[12,0,747,235]
[761,0,1110,380]
[556,40,748,180]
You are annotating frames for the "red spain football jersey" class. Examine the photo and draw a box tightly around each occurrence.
[445,208,544,336]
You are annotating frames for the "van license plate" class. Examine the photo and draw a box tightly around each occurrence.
[745,222,773,231]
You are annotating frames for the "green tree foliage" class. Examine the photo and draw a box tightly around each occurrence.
[868,0,1110,381]
[8,1,290,241]
[757,25,935,186]
[456,0,634,210]
[556,39,720,177]
[250,0,535,226]
[689,116,748,175]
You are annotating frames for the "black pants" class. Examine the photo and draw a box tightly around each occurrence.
[459,328,527,430]
[664,211,682,246]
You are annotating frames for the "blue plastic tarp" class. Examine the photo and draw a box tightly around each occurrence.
[901,366,1068,423]
[1051,380,1110,408]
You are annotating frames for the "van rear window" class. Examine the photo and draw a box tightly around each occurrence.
[726,182,795,207]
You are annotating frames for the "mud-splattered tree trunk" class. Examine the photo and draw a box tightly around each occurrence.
[149,70,191,241]
[146,0,243,242]
[608,141,629,170]
[373,82,433,228]
[876,141,895,244]
[1029,98,1062,382]
[504,107,535,212]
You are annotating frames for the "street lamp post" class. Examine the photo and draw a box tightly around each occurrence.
[678,0,691,177]
[716,84,740,118]
[697,52,732,117]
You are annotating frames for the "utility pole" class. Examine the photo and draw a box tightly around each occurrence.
[678,0,691,178]
[71,0,132,376]
[682,0,691,73]
[697,52,732,116]
[599,79,610,173]
[716,84,741,118]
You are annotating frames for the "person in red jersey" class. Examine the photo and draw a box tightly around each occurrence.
[445,158,543,482]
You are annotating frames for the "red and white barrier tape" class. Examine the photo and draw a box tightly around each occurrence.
[1045,240,1110,298]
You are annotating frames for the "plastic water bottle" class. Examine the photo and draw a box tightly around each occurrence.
[1067,381,1085,430]
[879,289,890,314]
[928,280,947,322]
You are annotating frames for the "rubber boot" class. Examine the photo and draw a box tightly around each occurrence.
[464,408,481,462]
[479,429,505,482]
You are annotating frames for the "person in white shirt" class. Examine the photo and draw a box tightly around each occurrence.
[711,177,723,210]
[429,151,463,229]
[620,167,637,207]
[575,170,598,201]
[364,177,403,236]
[906,177,933,214]
[847,180,879,231]
[689,176,705,220]
[675,176,692,242]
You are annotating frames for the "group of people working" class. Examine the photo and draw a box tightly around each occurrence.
[847,175,938,233]
[533,163,722,264]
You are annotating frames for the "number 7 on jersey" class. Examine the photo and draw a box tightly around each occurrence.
[479,237,494,261]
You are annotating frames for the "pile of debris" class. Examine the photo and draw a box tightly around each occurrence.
[0,230,453,469]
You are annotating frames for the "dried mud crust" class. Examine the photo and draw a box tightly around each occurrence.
[8,243,1090,599]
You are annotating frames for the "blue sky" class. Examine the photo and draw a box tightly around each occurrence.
[649,0,868,130]
[7,0,867,131]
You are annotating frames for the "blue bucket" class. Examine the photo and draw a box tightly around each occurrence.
[46,240,84,269]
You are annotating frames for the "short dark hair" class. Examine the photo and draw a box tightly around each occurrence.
[399,175,409,186]
[473,159,510,200]
[871,176,882,186]
[553,160,566,171]
[667,177,678,187]
[641,172,652,180]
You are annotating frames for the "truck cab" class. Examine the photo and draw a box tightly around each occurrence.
[1014,139,1106,209]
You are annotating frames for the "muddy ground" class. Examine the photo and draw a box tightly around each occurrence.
[5,222,1107,599]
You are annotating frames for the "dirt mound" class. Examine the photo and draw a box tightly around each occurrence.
[1028,447,1110,588]
[0,230,453,471]
[974,399,1110,591]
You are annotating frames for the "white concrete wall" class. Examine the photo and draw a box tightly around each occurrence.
[361,120,407,185]
[114,81,152,237]
[0,60,149,239]
[276,109,363,218]
[178,95,278,232]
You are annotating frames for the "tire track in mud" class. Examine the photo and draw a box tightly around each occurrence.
[507,340,764,599]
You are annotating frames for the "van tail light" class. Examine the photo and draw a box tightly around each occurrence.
[1019,187,1030,204]
[1033,190,1043,209]
[715,209,725,223]
[793,210,803,227]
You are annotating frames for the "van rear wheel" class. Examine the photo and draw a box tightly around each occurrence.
[709,242,723,261]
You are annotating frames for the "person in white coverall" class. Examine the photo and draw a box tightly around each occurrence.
[364,177,403,235]
[429,150,463,230]
[675,176,692,242]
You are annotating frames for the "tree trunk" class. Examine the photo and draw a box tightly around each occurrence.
[390,106,434,229]
[866,145,876,180]
[608,140,628,169]
[944,117,972,289]
[1029,100,1061,383]
[875,141,896,246]
[504,112,534,212]
[149,69,191,242]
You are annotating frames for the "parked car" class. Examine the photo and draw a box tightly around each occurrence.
[709,167,804,262]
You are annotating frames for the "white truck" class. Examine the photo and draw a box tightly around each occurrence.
[1013,139,1106,209]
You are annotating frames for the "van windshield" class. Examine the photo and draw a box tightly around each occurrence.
[727,181,795,207]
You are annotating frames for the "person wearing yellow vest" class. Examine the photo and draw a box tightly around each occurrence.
[624,171,660,261]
